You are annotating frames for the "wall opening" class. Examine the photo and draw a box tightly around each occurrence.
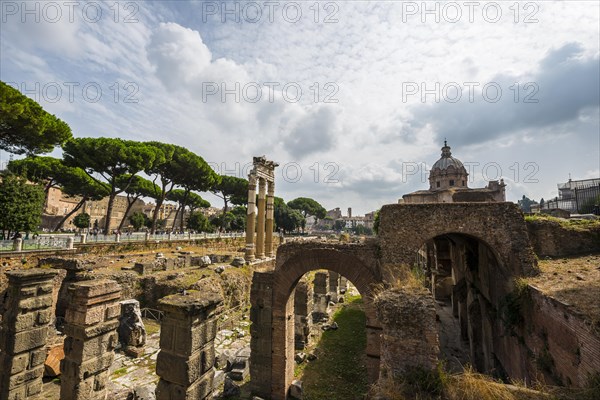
[250,245,382,400]
[292,270,369,400]
[418,233,504,376]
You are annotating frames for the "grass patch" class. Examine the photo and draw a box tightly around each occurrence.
[143,318,161,335]
[372,365,598,400]
[298,297,369,400]
[112,367,128,378]
[525,214,600,230]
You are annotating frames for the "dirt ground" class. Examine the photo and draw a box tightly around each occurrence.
[527,253,600,328]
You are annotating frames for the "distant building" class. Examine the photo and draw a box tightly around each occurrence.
[41,187,84,230]
[41,187,146,231]
[327,208,342,220]
[315,207,376,231]
[534,178,600,214]
[402,141,506,204]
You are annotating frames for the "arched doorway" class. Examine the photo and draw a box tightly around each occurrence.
[249,243,383,400]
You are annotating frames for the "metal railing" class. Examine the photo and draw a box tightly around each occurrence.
[0,232,245,252]
[216,303,248,331]
[141,308,164,322]
[0,235,73,252]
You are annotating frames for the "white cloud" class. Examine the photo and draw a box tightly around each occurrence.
[0,0,598,214]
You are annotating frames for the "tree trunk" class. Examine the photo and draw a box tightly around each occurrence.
[171,205,182,231]
[151,197,164,234]
[179,190,190,231]
[103,191,117,234]
[118,195,139,232]
[223,196,229,214]
[54,197,87,231]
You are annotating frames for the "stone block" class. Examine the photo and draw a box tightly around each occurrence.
[26,379,42,396]
[63,320,120,340]
[66,304,106,326]
[7,366,44,391]
[20,287,37,297]
[68,280,121,301]
[18,295,53,312]
[6,326,49,354]
[36,309,52,326]
[37,284,53,295]
[10,354,29,375]
[62,352,114,380]
[30,348,47,368]
[106,303,122,320]
[12,312,36,333]
[156,347,213,386]
[156,370,214,400]
[63,332,117,361]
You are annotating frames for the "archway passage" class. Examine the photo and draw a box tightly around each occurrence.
[250,241,383,400]
[378,203,538,383]
[420,233,504,375]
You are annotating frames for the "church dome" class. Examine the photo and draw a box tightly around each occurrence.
[431,141,465,171]
[428,141,469,191]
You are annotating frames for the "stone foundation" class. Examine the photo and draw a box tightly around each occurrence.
[0,269,58,400]
[155,291,222,400]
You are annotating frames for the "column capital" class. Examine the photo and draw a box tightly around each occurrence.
[248,174,258,187]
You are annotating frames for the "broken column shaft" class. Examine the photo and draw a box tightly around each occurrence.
[155,291,222,400]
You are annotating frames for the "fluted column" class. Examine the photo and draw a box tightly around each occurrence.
[256,178,267,259]
[245,175,257,262]
[265,180,275,257]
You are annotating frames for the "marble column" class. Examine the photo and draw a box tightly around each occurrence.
[255,178,266,259]
[265,180,275,257]
[245,175,257,262]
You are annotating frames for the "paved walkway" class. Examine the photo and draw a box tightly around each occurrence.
[435,300,470,373]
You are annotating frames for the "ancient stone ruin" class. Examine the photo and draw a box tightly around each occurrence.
[245,156,278,262]
[0,269,58,400]
[155,291,222,400]
[0,201,598,400]
[118,299,146,357]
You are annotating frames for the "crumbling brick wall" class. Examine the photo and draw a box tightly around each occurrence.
[519,286,600,387]
[526,219,600,257]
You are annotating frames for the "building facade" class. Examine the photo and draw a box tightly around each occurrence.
[402,141,506,204]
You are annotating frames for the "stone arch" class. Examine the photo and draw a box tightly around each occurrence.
[250,242,383,400]
[378,202,538,280]
[378,204,538,379]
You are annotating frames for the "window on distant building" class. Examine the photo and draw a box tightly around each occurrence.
[449,180,455,186]
[436,181,440,188]
[462,180,465,186]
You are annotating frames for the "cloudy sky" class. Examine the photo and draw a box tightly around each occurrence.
[1,0,599,214]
